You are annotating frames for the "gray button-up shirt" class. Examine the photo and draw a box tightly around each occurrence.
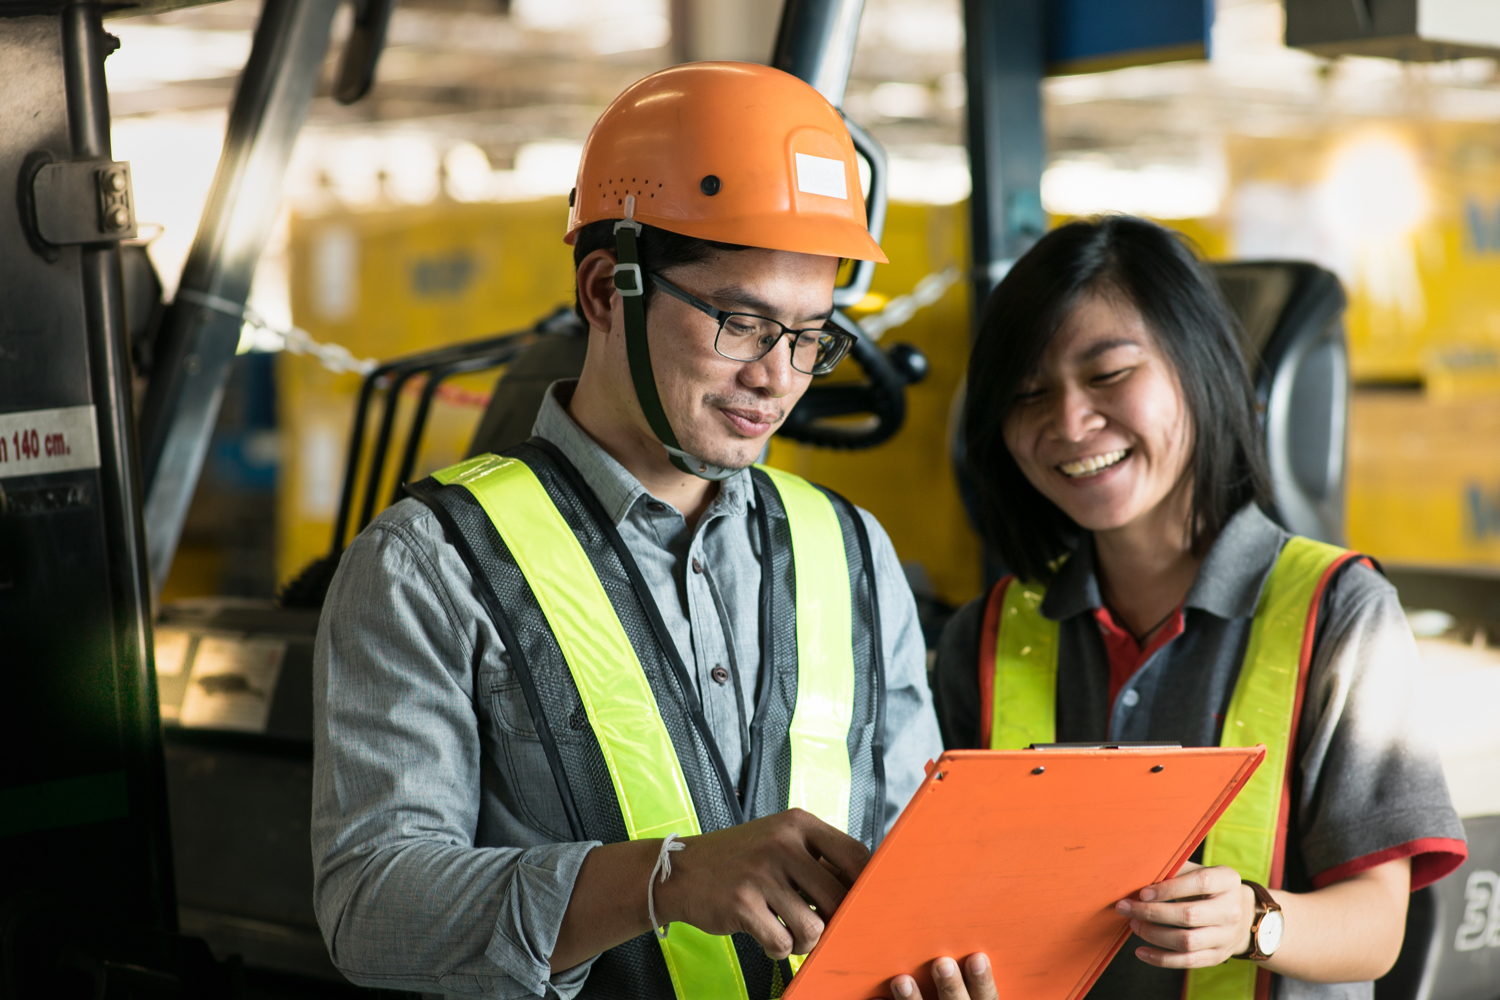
[313,382,941,999]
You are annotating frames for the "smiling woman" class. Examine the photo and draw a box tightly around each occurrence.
[922,216,1470,1000]
[965,216,1269,586]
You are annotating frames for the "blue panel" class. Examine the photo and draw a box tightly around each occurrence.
[1047,0,1213,71]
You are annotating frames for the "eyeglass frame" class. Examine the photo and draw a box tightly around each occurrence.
[646,271,855,376]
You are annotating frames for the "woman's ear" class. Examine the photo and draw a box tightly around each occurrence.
[576,248,619,335]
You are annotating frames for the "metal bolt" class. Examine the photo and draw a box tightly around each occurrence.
[109,206,130,229]
[105,170,126,193]
[1031,766,1045,775]
[1151,764,1165,773]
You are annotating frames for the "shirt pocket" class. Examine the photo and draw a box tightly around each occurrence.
[487,673,592,744]
[483,675,583,842]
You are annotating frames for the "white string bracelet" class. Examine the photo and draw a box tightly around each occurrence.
[648,833,685,940]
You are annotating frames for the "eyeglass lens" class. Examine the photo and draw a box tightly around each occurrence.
[715,314,844,374]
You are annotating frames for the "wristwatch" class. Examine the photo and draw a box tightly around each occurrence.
[1234,880,1284,961]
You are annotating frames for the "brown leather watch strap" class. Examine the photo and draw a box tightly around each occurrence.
[1233,879,1283,961]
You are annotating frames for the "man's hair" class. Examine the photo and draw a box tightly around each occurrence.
[572,219,750,323]
[965,215,1273,583]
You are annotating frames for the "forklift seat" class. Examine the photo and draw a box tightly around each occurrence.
[1208,260,1349,546]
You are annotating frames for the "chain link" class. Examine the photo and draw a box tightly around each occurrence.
[177,288,378,377]
[857,264,962,340]
[179,262,960,381]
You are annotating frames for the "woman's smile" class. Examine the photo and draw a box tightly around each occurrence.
[1058,448,1132,479]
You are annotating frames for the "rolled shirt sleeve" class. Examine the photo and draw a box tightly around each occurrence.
[1293,562,1467,892]
[312,503,599,998]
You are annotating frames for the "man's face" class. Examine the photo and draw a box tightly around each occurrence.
[638,248,839,470]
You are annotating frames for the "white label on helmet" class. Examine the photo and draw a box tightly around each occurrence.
[796,153,848,200]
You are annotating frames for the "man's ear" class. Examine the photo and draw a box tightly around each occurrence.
[576,248,620,335]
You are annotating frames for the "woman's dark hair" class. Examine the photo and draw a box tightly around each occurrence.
[965,215,1272,583]
[571,219,749,322]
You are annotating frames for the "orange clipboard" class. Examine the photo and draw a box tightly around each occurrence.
[782,744,1266,1000]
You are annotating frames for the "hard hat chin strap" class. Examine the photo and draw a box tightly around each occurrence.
[612,198,737,482]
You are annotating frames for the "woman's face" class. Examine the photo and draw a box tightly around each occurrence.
[1002,292,1194,537]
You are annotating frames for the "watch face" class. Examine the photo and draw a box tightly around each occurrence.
[1257,909,1285,956]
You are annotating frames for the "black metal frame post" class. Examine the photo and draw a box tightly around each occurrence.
[771,0,865,106]
[62,0,177,928]
[963,0,1047,328]
[137,0,342,594]
[1,0,175,961]
[771,0,885,308]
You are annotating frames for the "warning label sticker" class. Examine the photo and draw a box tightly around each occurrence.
[0,405,100,480]
[795,153,849,200]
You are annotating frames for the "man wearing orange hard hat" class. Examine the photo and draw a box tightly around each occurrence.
[312,61,967,999]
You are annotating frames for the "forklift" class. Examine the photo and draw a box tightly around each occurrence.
[1,0,1497,995]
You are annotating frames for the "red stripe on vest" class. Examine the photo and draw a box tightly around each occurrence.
[1254,552,1367,1000]
[976,576,1013,747]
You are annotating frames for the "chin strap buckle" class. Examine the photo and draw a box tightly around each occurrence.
[613,262,644,297]
[663,443,738,481]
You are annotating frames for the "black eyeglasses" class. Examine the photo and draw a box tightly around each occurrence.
[648,272,855,376]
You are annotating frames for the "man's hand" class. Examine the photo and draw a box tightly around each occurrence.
[887,954,998,1000]
[1115,862,1254,968]
[654,808,870,959]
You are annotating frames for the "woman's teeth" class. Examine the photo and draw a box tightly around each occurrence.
[1059,449,1129,478]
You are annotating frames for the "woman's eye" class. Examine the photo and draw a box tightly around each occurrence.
[1014,387,1046,404]
[1092,367,1131,385]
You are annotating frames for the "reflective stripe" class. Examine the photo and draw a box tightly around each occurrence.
[987,580,1058,750]
[434,456,749,1000]
[1185,536,1349,1000]
[758,465,855,832]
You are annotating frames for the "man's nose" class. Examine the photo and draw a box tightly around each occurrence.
[740,334,798,397]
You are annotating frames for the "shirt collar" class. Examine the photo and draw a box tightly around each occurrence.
[531,380,756,527]
[1040,504,1288,622]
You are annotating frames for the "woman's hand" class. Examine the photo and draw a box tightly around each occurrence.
[886,953,998,1000]
[1114,861,1254,968]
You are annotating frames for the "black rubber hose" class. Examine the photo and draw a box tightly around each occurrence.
[775,312,916,450]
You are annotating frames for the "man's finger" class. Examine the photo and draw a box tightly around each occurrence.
[796,809,872,881]
[819,855,859,890]
[887,974,919,999]
[932,956,970,1000]
[790,851,855,915]
[765,886,826,956]
[735,898,795,960]
[961,953,999,1000]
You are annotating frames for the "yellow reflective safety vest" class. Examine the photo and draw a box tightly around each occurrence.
[978,537,1360,1000]
[407,441,887,1000]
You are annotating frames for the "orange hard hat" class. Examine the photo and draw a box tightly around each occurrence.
[566,61,887,264]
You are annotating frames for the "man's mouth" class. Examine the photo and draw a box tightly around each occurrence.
[720,406,780,436]
[1058,449,1130,478]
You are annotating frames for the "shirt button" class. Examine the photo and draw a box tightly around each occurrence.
[711,665,730,685]
[646,501,667,513]
[1121,689,1141,708]
[691,558,703,574]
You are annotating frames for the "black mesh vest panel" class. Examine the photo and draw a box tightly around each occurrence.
[407,441,884,1000]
